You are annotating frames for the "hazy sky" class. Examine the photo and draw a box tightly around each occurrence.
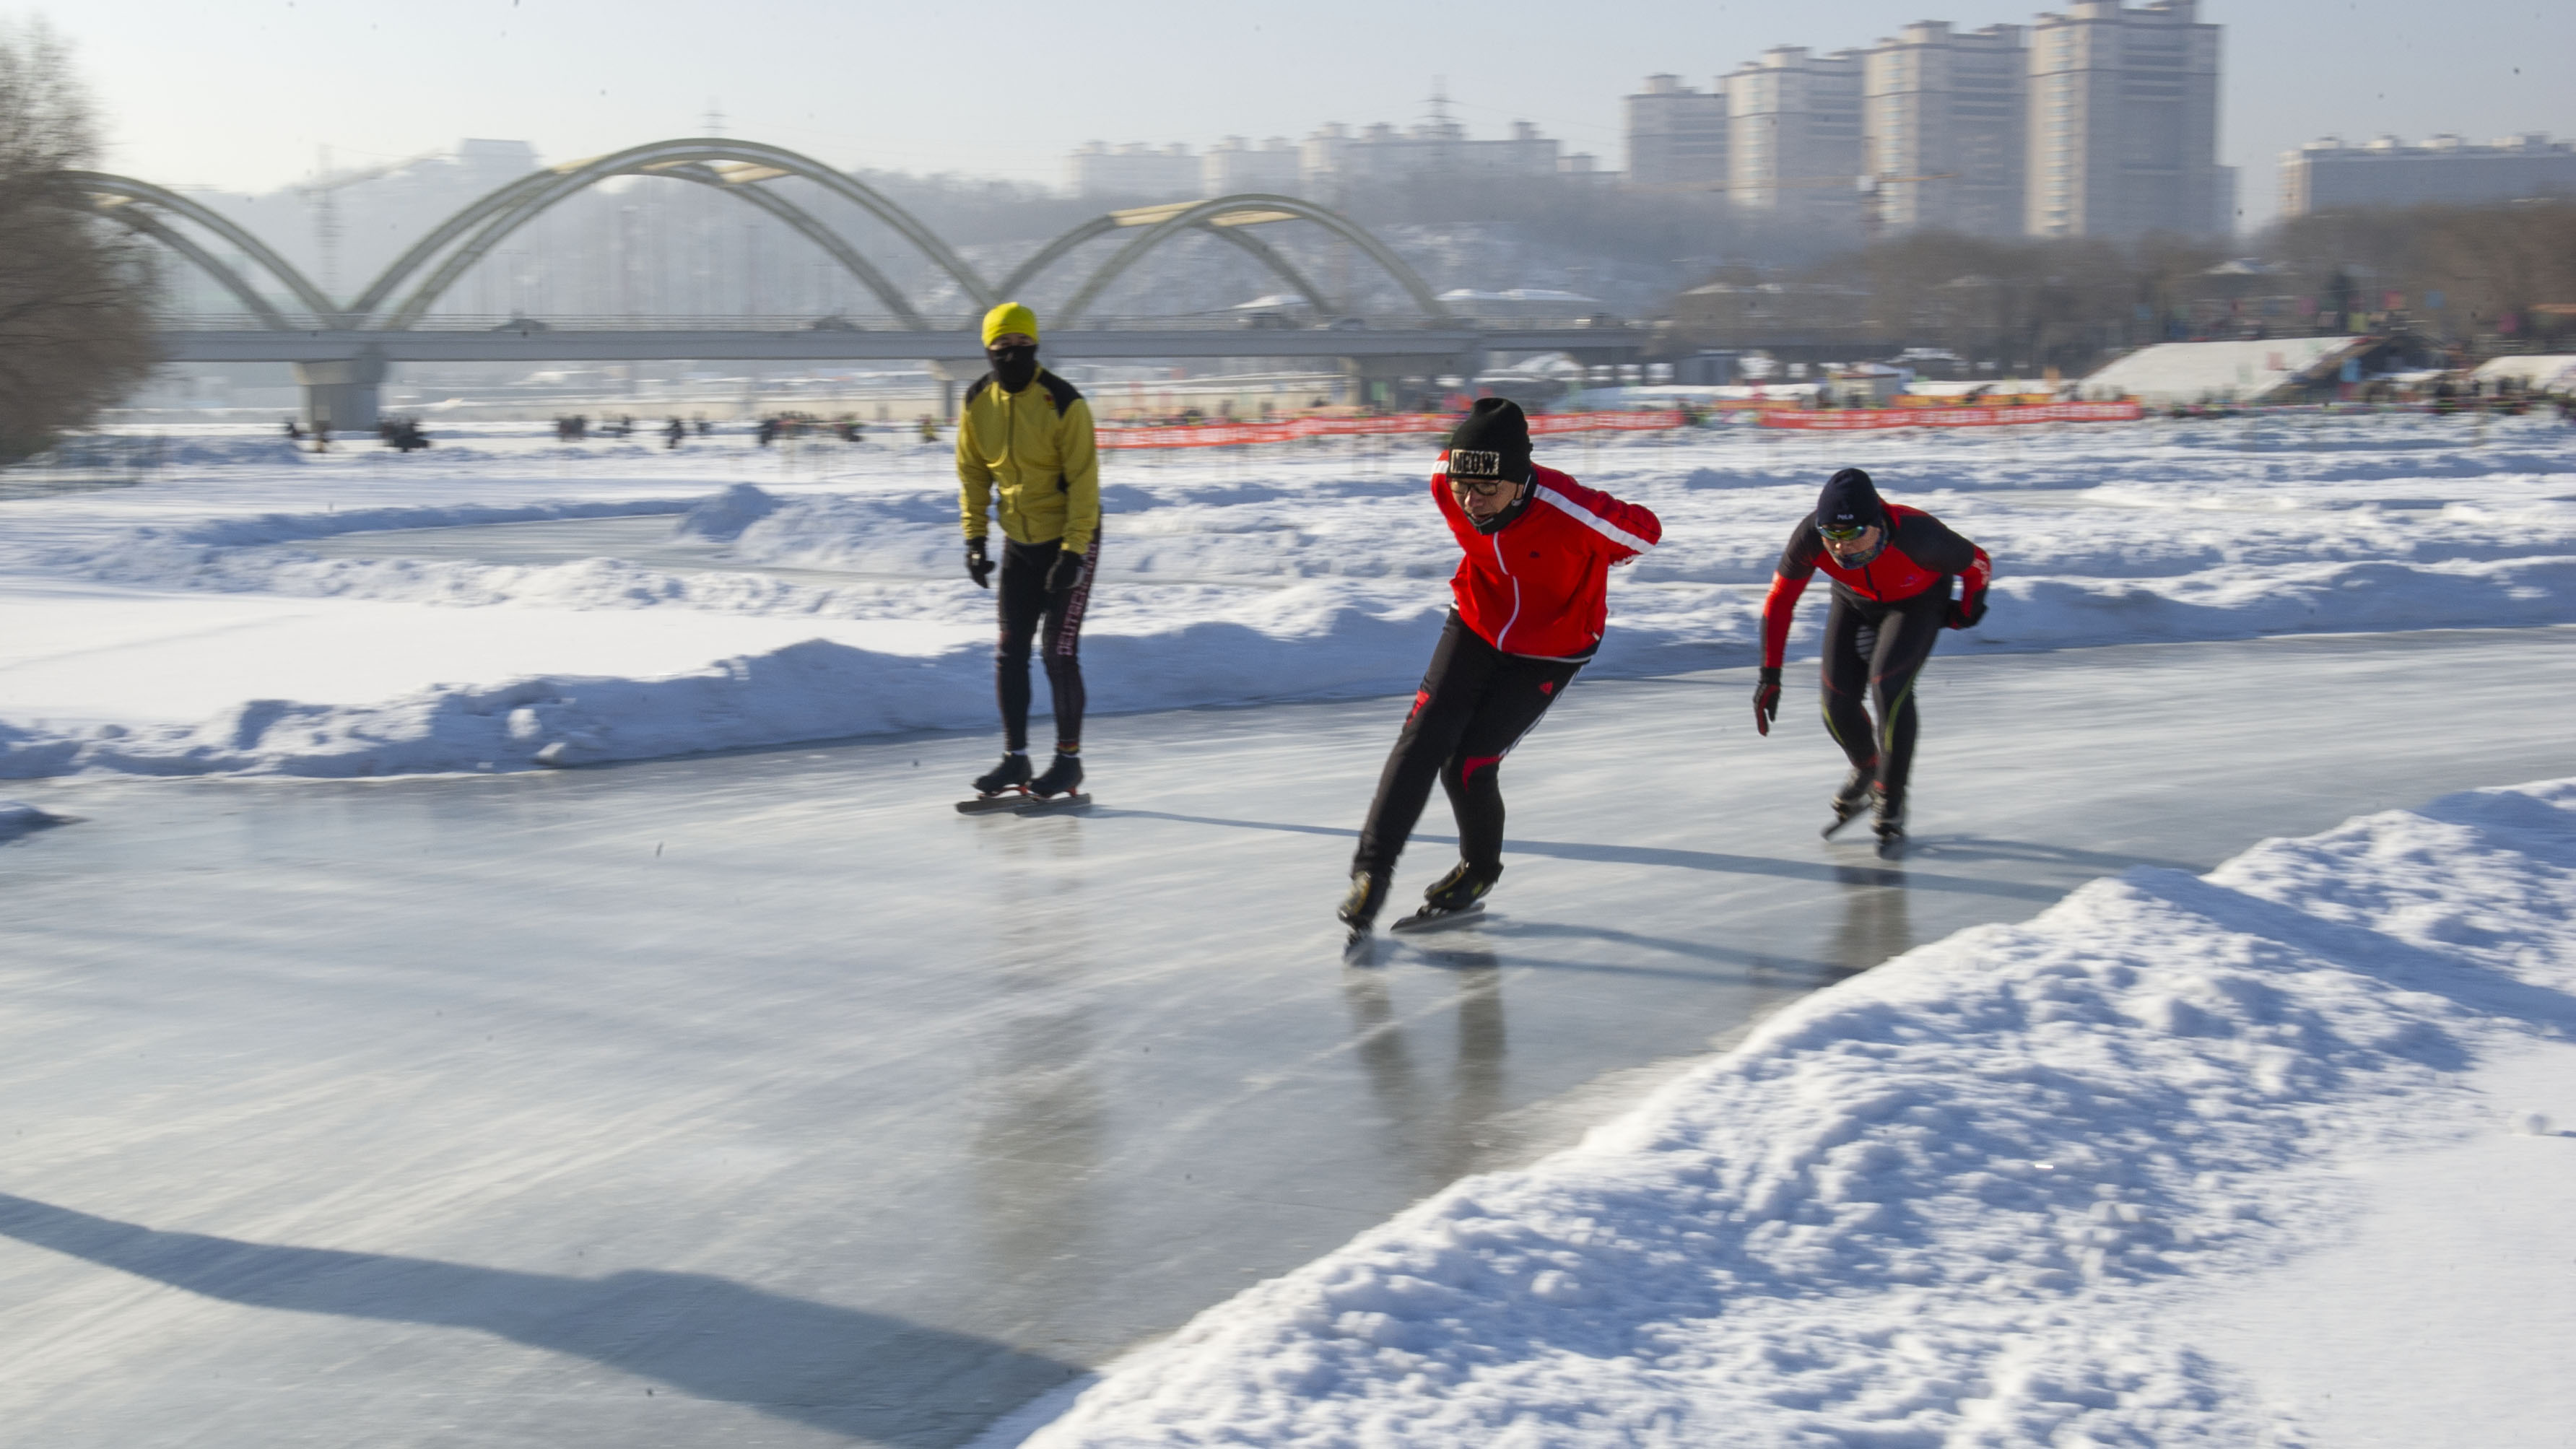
[43,0,2576,231]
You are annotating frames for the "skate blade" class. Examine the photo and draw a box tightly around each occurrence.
[1822,811,1866,839]
[1389,901,1487,934]
[954,791,1030,814]
[1341,928,1380,965]
[1874,835,1906,859]
[1013,792,1092,815]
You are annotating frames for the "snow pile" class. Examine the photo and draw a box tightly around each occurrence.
[0,599,1440,778]
[1026,780,2576,1447]
[0,799,67,842]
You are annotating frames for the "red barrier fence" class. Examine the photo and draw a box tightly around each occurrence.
[1092,403,2142,449]
[1757,401,2145,430]
[1096,410,1689,451]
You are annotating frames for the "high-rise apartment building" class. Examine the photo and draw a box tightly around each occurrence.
[1300,118,1561,193]
[1861,22,2027,236]
[2281,133,2576,216]
[1626,74,1730,188]
[2025,0,2231,238]
[1725,47,1866,231]
[1202,137,1302,196]
[1066,142,1201,200]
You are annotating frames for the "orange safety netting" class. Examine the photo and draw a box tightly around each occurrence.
[1757,402,2145,430]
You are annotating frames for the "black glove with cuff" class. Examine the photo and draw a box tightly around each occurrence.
[1752,666,1782,736]
[1044,549,1087,594]
[966,538,992,588]
[1946,591,1987,630]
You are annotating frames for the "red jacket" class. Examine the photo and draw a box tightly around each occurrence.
[1434,460,1662,659]
[1759,502,1991,668]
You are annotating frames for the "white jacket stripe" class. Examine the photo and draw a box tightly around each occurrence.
[1534,484,1655,553]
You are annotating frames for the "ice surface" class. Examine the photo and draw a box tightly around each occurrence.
[5,417,2575,1446]
[4,629,2574,1448]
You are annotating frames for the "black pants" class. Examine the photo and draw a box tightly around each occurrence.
[1352,612,1583,879]
[996,534,1098,753]
[1819,587,1948,809]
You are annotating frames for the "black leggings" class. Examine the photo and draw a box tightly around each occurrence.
[996,534,1098,752]
[1819,588,1948,809]
[1353,612,1583,878]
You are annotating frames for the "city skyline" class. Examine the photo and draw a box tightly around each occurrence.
[42,0,2576,234]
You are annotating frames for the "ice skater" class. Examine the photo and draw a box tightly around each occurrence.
[958,302,1102,805]
[1752,467,1990,854]
[1339,398,1662,934]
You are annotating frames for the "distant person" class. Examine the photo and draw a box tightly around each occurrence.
[1338,399,1661,935]
[695,417,712,437]
[282,418,303,442]
[957,302,1101,803]
[664,417,687,449]
[1752,468,1990,856]
[756,417,778,448]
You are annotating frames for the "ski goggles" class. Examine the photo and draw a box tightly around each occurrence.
[1816,520,1874,541]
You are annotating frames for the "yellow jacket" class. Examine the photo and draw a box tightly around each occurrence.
[957,368,1100,554]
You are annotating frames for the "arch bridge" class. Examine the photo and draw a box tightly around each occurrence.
[83,138,1642,428]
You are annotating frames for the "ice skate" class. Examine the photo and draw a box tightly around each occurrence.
[1392,861,1499,932]
[1338,870,1391,933]
[1019,750,1089,811]
[955,752,1032,813]
[1872,795,1907,858]
[1822,767,1875,838]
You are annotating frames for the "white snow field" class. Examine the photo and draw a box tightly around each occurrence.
[1,415,2573,1448]
[2,412,2571,775]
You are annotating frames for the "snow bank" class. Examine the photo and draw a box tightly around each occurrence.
[0,800,68,842]
[1024,780,2576,1447]
[40,496,699,583]
[4,417,2572,778]
[0,599,1444,779]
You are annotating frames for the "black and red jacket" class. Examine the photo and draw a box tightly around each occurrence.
[1433,459,1662,660]
[1759,502,1990,668]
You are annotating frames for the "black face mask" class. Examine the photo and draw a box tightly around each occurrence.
[988,344,1038,393]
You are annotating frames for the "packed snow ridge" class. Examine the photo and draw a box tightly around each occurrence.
[1021,778,2576,1448]
[1,417,2570,778]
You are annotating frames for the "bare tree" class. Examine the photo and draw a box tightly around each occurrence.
[0,21,156,464]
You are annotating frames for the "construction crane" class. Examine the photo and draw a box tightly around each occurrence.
[297,145,441,297]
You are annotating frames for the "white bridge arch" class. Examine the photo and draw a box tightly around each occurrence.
[81,140,1449,334]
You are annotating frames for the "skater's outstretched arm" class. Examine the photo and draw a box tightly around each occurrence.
[1754,520,1824,736]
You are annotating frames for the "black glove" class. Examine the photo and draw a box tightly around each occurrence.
[965,539,992,589]
[1752,666,1781,736]
[1946,591,1988,630]
[1044,549,1087,594]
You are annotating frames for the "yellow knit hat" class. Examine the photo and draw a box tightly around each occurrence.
[981,301,1040,347]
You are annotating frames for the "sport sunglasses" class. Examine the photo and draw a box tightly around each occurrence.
[1816,521,1873,541]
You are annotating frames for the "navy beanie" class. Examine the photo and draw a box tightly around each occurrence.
[1815,467,1884,531]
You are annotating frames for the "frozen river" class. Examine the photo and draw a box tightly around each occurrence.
[3,625,2572,1448]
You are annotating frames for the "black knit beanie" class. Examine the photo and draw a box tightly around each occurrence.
[1815,467,1885,531]
[1447,398,1533,485]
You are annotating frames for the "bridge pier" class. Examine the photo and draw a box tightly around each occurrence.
[292,352,386,434]
[1340,348,1487,412]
